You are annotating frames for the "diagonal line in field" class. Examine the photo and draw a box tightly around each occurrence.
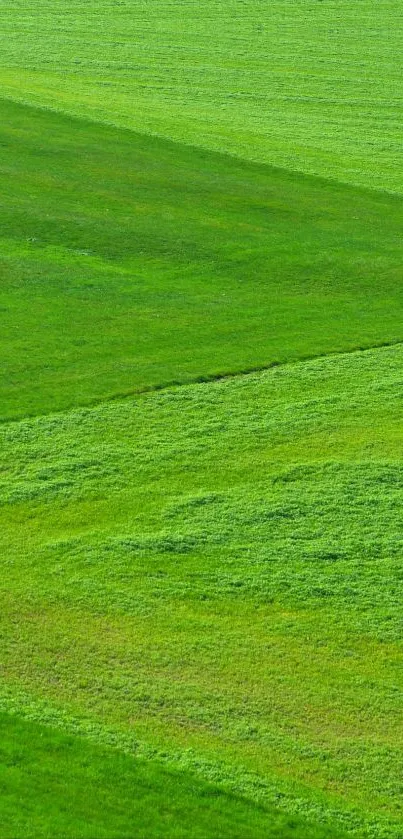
[1,337,402,427]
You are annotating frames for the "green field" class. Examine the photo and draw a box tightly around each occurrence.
[0,1,402,837]
[1,345,402,837]
[2,714,344,839]
[0,1,402,193]
[1,97,402,421]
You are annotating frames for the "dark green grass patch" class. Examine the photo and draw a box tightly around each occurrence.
[1,97,402,420]
[1,345,402,837]
[0,714,344,838]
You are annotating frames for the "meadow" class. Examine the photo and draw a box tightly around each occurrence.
[2,715,341,839]
[0,1,402,194]
[1,345,402,837]
[0,1,402,837]
[1,97,403,421]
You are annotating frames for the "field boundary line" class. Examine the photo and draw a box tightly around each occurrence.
[1,93,402,201]
[2,338,402,427]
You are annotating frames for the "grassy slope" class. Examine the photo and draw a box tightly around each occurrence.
[0,4,402,836]
[1,97,402,421]
[1,344,402,837]
[1,714,343,839]
[0,1,402,194]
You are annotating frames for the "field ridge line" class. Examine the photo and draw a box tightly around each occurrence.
[1,93,402,200]
[2,338,402,428]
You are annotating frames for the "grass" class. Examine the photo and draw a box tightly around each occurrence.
[1,97,402,421]
[1,4,402,836]
[1,344,402,838]
[0,1,402,194]
[1,713,345,839]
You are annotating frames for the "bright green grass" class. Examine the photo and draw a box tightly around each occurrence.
[1,97,402,421]
[1,714,343,839]
[1,344,402,838]
[0,1,402,193]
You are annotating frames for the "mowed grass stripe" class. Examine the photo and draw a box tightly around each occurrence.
[0,1,402,193]
[1,714,346,839]
[1,344,402,837]
[1,97,403,421]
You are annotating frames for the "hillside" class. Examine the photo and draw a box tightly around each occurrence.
[0,1,402,193]
[1,98,402,421]
[0,2,402,837]
[2,714,345,839]
[1,345,402,837]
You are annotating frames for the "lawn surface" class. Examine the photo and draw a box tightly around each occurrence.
[0,1,402,193]
[1,344,402,838]
[1,98,402,421]
[0,3,402,837]
[1,713,344,839]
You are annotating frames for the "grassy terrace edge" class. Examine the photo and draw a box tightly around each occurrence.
[0,0,402,194]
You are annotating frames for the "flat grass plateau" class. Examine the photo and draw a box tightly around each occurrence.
[0,2,402,838]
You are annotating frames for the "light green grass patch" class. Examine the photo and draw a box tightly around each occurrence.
[0,1,402,193]
[1,344,402,837]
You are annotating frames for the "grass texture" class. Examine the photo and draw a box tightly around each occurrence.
[1,97,402,421]
[0,1,402,193]
[1,714,344,839]
[0,4,402,836]
[1,344,402,838]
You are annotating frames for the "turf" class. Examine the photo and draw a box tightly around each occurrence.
[1,344,402,838]
[1,713,345,839]
[0,1,402,193]
[1,97,402,421]
[1,4,402,836]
